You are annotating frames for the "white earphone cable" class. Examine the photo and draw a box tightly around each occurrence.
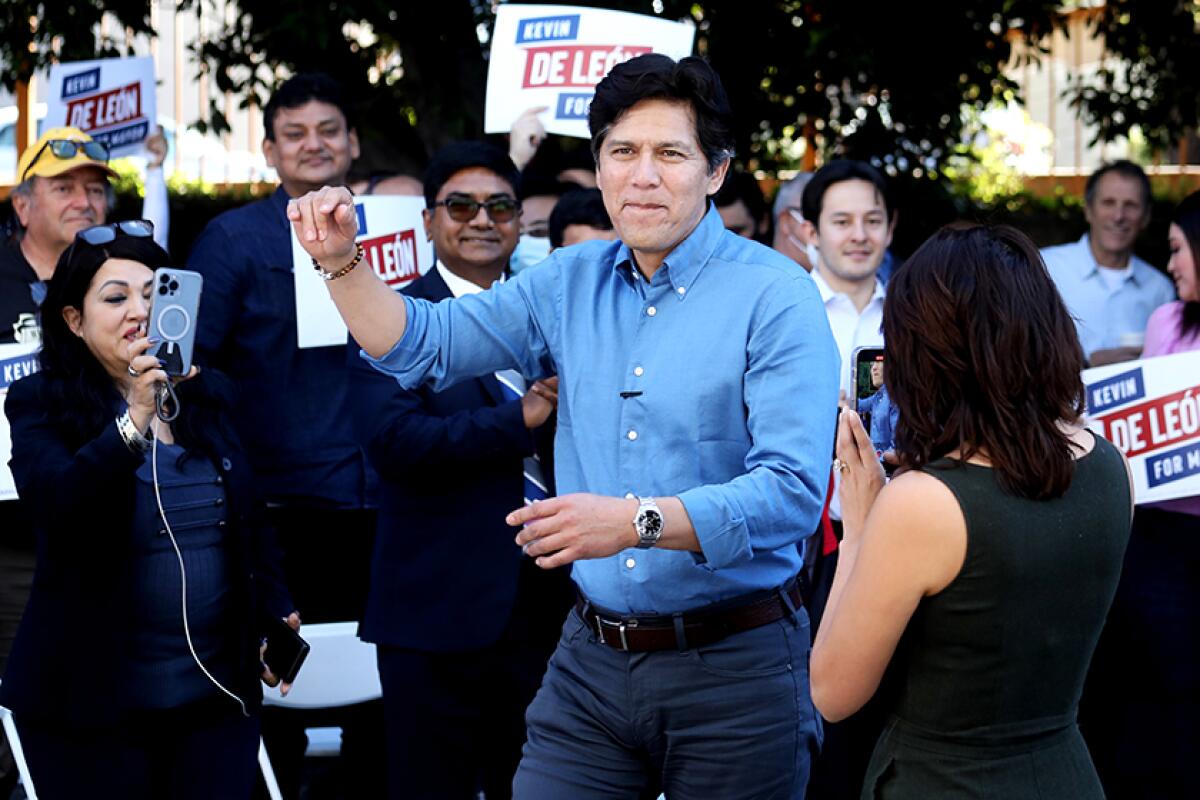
[150,416,249,718]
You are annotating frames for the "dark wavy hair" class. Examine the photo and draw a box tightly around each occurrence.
[1172,190,1200,339]
[588,54,734,173]
[39,232,235,453]
[883,224,1086,499]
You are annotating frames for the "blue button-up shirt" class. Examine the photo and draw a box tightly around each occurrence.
[1042,234,1175,358]
[368,205,839,614]
[188,187,371,508]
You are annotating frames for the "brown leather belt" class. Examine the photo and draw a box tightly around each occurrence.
[575,581,803,653]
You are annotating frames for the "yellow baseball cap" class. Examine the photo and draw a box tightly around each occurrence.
[17,126,119,182]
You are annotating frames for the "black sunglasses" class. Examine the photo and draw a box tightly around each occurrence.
[75,219,155,246]
[65,220,156,266]
[432,195,521,224]
[22,139,110,181]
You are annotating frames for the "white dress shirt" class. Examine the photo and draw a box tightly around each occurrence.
[810,267,886,396]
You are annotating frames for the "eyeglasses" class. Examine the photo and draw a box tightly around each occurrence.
[432,195,521,224]
[21,139,110,181]
[75,219,155,246]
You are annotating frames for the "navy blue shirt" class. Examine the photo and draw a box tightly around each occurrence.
[188,187,370,507]
[128,443,233,708]
[368,205,839,614]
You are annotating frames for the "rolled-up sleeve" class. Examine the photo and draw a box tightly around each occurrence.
[677,276,839,570]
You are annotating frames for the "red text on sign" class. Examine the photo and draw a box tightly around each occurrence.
[1096,384,1200,457]
[64,82,142,131]
[361,229,419,288]
[521,45,653,88]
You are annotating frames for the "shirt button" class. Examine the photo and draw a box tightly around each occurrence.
[627,430,638,441]
[646,306,657,317]
[634,366,644,377]
[677,286,686,296]
[625,492,636,500]
[625,557,637,569]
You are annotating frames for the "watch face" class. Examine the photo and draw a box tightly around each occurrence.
[640,510,664,537]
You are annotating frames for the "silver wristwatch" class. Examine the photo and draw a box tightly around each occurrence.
[633,496,664,549]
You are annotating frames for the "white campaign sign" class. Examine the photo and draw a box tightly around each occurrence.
[0,343,41,501]
[293,196,433,349]
[1082,350,1200,505]
[45,57,157,157]
[484,4,695,139]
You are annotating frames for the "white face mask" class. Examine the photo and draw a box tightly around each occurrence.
[510,234,552,275]
[805,242,823,269]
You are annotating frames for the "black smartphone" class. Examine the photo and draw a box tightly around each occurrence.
[148,267,203,377]
[851,346,896,459]
[263,616,310,685]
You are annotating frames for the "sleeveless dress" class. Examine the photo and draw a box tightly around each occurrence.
[862,435,1131,798]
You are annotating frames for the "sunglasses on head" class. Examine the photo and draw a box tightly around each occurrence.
[22,139,110,181]
[432,195,521,224]
[75,220,155,246]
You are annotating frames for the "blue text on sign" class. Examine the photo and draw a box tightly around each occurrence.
[1,355,40,390]
[1145,440,1200,488]
[355,204,368,236]
[556,93,593,120]
[61,68,101,99]
[1087,368,1145,415]
[516,15,581,44]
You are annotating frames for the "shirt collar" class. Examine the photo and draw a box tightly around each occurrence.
[1075,233,1142,285]
[810,265,885,308]
[436,260,503,299]
[608,203,725,298]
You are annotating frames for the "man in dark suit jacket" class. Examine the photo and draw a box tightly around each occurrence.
[346,141,573,800]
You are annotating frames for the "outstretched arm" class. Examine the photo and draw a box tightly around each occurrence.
[287,185,409,358]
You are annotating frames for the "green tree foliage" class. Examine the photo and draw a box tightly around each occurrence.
[0,0,153,89]
[176,0,1069,176]
[1069,0,1200,151]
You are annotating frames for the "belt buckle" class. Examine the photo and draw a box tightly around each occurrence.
[595,615,638,651]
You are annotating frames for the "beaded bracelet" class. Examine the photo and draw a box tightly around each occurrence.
[116,409,151,454]
[312,242,365,282]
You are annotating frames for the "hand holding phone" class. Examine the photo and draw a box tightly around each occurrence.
[262,612,308,692]
[851,346,899,473]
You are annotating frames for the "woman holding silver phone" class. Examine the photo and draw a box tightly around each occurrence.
[0,222,296,799]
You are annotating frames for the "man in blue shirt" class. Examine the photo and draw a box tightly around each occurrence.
[1041,160,1174,366]
[186,73,382,797]
[289,55,838,798]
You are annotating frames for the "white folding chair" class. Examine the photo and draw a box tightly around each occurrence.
[257,622,382,794]
[0,681,37,800]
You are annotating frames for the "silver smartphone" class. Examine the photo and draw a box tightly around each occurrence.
[148,268,203,377]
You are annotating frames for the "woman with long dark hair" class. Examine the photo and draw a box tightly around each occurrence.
[1081,191,1200,796]
[0,223,296,798]
[810,224,1133,797]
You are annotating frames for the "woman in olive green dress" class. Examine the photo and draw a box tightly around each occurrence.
[811,224,1133,799]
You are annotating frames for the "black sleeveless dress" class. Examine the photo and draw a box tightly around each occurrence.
[862,435,1131,798]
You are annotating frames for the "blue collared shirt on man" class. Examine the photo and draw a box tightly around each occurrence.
[1041,234,1175,359]
[366,204,839,614]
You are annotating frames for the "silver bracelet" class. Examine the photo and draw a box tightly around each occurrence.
[116,409,151,454]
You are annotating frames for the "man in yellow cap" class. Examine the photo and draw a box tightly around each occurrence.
[1,127,116,345]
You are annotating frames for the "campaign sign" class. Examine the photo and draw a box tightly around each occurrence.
[1083,350,1200,504]
[485,4,695,139]
[293,196,433,349]
[0,343,40,501]
[46,56,157,157]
